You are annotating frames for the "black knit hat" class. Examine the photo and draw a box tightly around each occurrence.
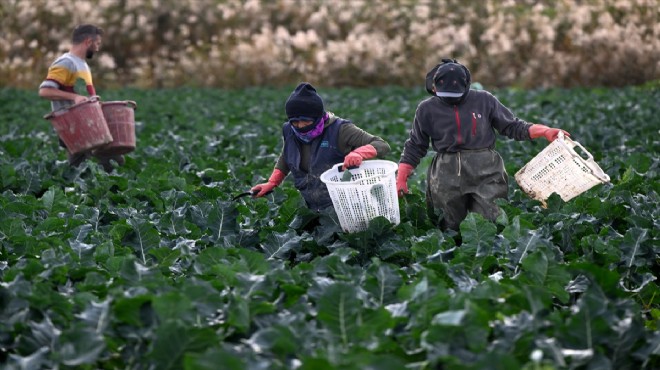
[285,83,324,119]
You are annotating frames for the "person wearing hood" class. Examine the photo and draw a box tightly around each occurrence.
[397,59,569,230]
[251,82,391,212]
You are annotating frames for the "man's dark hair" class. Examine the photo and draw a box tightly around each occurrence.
[72,24,103,44]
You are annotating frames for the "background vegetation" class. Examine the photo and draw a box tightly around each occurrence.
[1,0,658,89]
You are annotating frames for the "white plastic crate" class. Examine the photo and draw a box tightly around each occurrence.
[320,160,400,233]
[515,132,610,204]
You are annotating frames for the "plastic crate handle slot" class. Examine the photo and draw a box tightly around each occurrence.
[555,132,591,161]
[556,132,610,183]
[336,164,359,172]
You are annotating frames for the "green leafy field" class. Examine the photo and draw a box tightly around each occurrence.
[0,85,658,369]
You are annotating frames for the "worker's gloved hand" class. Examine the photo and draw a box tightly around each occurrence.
[343,144,377,169]
[396,163,414,197]
[250,169,286,197]
[529,124,570,142]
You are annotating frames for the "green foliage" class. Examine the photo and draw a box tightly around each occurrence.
[0,85,658,369]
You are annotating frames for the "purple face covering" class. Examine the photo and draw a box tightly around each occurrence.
[292,113,328,143]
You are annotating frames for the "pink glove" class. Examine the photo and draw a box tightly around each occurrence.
[343,144,377,169]
[250,169,286,197]
[529,124,570,142]
[396,163,414,197]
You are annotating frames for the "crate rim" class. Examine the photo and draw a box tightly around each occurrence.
[320,159,398,186]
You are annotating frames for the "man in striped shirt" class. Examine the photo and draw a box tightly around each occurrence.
[39,24,124,172]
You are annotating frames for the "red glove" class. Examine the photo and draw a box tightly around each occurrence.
[343,144,377,169]
[250,169,286,197]
[396,163,414,197]
[529,124,570,142]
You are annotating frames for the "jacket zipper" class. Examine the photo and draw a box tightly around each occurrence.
[454,106,462,145]
[472,112,477,136]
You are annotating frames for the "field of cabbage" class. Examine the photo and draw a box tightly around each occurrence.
[0,85,658,369]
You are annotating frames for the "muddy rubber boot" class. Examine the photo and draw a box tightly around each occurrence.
[67,151,92,167]
[95,154,125,173]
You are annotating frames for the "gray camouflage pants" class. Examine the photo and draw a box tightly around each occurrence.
[426,149,508,230]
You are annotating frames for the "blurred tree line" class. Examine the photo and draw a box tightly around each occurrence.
[0,0,658,90]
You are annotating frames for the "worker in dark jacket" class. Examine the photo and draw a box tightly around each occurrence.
[397,59,569,230]
[251,82,390,212]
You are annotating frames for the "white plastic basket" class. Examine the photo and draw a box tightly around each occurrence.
[514,132,610,204]
[320,160,400,233]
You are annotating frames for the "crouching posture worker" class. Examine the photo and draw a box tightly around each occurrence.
[397,59,570,230]
[251,82,390,211]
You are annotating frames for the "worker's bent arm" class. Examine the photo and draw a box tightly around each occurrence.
[39,87,86,104]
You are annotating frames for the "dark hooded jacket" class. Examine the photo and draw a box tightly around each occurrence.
[400,90,532,167]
